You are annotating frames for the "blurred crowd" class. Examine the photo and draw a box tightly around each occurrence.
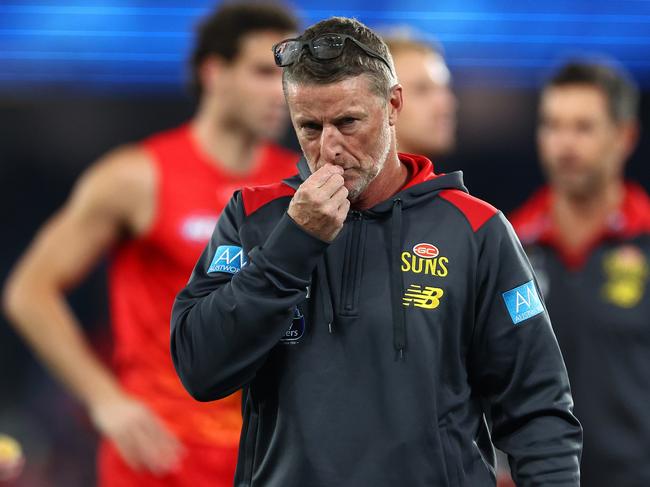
[1,1,649,486]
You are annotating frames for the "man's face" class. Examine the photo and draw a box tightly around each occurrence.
[286,75,399,201]
[393,49,456,158]
[214,30,293,140]
[538,85,628,198]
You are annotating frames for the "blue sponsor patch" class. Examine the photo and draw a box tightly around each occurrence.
[502,280,544,325]
[207,245,248,274]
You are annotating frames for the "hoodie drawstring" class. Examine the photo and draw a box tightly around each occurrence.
[390,198,406,359]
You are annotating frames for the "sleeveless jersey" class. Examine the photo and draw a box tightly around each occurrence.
[108,124,299,446]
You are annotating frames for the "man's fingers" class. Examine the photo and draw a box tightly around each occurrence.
[131,429,169,475]
[336,197,351,223]
[330,185,349,204]
[134,416,183,474]
[113,433,144,472]
[317,173,345,198]
[288,163,349,242]
[322,186,350,224]
[305,164,343,188]
[143,418,183,463]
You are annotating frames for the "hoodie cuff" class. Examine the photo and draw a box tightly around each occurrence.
[257,213,329,280]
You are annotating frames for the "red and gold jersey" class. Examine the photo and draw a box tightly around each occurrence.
[108,124,298,447]
[510,183,650,487]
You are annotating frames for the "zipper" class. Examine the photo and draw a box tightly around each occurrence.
[340,211,364,314]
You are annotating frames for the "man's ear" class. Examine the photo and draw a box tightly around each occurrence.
[388,84,403,126]
[618,120,640,161]
[198,55,227,95]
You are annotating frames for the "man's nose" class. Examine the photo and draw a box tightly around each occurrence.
[319,125,343,165]
[554,127,579,151]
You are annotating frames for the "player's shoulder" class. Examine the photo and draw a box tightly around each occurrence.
[508,188,550,238]
[71,143,155,216]
[438,189,499,232]
[622,182,650,232]
[240,181,296,217]
[141,124,188,151]
[88,143,155,188]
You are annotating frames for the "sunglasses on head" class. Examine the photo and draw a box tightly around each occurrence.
[272,33,394,75]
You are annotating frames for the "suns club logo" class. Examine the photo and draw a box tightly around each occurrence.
[402,243,448,277]
[602,245,648,308]
[413,243,439,259]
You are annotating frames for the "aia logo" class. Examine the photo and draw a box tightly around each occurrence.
[413,243,439,259]
[207,245,248,275]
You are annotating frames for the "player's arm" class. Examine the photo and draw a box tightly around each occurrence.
[171,164,348,401]
[2,146,182,474]
[469,213,582,486]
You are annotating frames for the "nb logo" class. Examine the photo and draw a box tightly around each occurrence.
[402,285,444,309]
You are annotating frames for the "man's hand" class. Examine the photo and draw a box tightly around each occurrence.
[288,164,350,242]
[90,391,185,476]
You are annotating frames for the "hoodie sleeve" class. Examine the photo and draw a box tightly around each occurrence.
[170,192,328,401]
[469,212,582,486]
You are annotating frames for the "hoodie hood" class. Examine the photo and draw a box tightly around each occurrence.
[285,152,468,358]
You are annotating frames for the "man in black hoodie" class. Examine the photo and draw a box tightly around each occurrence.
[171,17,582,487]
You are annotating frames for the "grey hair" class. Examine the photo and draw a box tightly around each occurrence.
[282,17,397,99]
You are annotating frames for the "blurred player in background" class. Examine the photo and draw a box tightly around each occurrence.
[510,61,649,486]
[384,35,457,160]
[2,2,299,486]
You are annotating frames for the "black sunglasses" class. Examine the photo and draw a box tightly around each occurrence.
[272,33,394,75]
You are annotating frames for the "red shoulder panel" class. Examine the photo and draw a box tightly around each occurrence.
[241,182,295,216]
[440,189,498,232]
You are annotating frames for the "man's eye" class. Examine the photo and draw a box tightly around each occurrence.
[254,65,278,77]
[301,123,321,134]
[575,121,596,134]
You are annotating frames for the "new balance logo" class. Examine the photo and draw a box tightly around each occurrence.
[402,285,444,309]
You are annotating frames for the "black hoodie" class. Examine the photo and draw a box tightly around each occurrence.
[171,154,582,487]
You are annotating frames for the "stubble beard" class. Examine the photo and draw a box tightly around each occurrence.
[548,164,609,202]
[347,123,392,202]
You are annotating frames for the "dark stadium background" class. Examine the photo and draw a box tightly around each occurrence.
[1,1,649,484]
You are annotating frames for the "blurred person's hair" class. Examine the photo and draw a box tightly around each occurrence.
[382,31,444,59]
[282,17,397,100]
[383,34,451,87]
[190,1,299,98]
[546,61,640,122]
